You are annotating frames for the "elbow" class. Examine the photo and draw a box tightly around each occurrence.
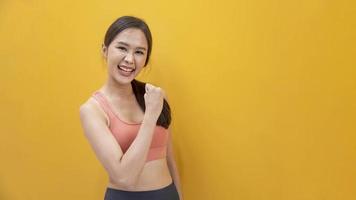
[107,158,141,190]
[109,173,138,190]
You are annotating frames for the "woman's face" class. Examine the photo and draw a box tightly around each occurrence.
[103,28,148,85]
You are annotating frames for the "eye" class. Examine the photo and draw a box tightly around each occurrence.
[135,51,144,55]
[116,46,127,51]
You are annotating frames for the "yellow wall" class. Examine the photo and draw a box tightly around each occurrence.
[1,0,355,199]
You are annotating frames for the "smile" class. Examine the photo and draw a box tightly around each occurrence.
[118,65,135,72]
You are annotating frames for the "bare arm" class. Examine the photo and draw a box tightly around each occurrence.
[79,102,157,189]
[79,84,164,190]
[161,92,183,199]
[167,127,183,199]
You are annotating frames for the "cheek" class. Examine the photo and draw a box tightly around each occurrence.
[108,51,123,63]
[137,55,147,64]
[137,56,145,63]
[135,58,146,68]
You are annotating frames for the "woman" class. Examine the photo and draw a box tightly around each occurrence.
[79,16,182,200]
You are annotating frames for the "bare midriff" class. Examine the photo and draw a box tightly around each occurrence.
[106,158,172,191]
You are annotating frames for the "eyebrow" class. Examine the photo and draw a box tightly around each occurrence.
[117,41,147,51]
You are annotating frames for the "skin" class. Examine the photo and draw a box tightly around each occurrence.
[79,28,183,199]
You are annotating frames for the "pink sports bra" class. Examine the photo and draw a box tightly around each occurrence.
[92,91,169,162]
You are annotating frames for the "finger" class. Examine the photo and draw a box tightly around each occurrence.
[145,83,151,93]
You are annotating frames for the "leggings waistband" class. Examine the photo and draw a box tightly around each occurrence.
[104,182,180,200]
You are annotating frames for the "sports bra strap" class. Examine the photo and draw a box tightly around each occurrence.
[92,91,116,120]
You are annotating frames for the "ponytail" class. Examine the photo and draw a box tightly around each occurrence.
[131,79,171,129]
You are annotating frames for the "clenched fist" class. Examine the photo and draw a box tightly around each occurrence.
[144,83,164,120]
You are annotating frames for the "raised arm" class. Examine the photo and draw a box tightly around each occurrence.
[79,84,164,190]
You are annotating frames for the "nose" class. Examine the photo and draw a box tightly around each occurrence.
[124,52,134,64]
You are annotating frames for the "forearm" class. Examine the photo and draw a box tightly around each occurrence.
[116,115,157,187]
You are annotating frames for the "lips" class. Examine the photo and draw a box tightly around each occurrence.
[117,64,135,77]
[118,65,135,72]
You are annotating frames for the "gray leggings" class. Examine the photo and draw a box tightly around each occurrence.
[104,182,180,200]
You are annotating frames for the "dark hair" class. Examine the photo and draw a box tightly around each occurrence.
[104,16,171,129]
[131,79,171,129]
[103,16,152,66]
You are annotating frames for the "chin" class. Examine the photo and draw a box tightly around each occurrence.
[115,78,133,85]
[113,74,136,85]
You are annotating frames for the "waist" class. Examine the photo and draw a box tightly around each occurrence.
[107,158,172,191]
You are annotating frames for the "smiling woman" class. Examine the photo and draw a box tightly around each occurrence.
[104,27,148,83]
[79,16,182,200]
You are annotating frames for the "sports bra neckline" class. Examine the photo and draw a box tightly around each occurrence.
[94,91,143,126]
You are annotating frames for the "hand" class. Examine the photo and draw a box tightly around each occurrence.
[144,83,164,120]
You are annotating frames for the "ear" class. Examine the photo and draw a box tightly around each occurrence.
[102,44,108,58]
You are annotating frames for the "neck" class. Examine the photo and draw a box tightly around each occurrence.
[102,78,135,100]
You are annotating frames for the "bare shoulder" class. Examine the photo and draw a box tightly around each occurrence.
[79,97,109,127]
[78,96,124,179]
[79,97,99,113]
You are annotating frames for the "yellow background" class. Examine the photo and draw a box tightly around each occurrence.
[1,0,355,199]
